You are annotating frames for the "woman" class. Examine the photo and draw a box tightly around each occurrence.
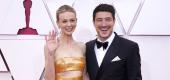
[44,5,87,80]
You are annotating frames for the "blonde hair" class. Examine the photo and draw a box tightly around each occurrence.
[56,5,76,21]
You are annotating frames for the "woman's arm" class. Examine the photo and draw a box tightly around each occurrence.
[83,65,89,80]
[44,31,58,80]
[44,46,55,80]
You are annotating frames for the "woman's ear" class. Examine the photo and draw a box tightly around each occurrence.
[76,18,77,22]
[56,21,60,28]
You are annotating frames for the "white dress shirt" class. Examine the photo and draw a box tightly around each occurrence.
[95,32,115,66]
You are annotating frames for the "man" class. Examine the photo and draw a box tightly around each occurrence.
[86,4,142,80]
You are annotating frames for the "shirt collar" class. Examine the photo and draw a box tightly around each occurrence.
[96,32,115,50]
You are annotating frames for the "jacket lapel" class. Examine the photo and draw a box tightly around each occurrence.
[96,33,121,78]
[86,40,99,79]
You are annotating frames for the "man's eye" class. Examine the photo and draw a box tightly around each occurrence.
[106,19,111,21]
[105,18,113,21]
[96,19,102,22]
[62,20,67,23]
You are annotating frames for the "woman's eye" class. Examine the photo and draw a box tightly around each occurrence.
[70,19,75,22]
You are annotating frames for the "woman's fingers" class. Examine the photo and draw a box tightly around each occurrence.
[52,30,55,40]
[45,36,48,42]
[54,30,57,37]
[49,31,53,40]
[45,30,57,42]
[49,31,52,39]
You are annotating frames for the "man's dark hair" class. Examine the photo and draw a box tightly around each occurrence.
[93,4,116,21]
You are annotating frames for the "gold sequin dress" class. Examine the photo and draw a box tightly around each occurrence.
[55,57,85,80]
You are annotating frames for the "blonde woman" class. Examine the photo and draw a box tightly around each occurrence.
[44,5,88,80]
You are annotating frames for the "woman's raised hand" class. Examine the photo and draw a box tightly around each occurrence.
[45,30,59,55]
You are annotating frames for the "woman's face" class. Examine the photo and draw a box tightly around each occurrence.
[57,11,77,36]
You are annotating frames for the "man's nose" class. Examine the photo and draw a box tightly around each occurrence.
[102,20,107,26]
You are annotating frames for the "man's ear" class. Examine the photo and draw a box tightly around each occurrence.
[92,20,95,26]
[113,19,116,24]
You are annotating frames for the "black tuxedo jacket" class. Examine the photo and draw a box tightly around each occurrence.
[86,32,142,80]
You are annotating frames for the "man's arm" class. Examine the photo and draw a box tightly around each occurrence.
[126,43,142,80]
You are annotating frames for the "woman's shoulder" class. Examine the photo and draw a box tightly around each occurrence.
[75,41,86,54]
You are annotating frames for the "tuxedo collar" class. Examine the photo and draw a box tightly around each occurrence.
[96,32,121,77]
[87,32,121,79]
[94,32,120,66]
[87,40,100,79]
[100,32,120,67]
[96,32,115,51]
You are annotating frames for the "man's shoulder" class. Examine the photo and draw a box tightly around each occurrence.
[118,36,138,47]
[114,32,138,46]
[86,39,96,46]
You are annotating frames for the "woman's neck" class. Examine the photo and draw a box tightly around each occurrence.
[59,34,74,45]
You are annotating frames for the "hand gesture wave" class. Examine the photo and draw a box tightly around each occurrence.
[45,30,59,55]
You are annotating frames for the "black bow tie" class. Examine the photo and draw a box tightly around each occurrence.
[96,40,108,50]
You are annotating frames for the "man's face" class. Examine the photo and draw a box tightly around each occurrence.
[93,12,115,41]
